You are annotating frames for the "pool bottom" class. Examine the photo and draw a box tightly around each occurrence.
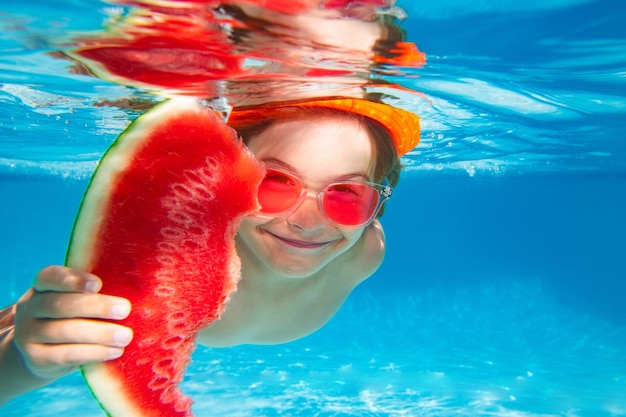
[2,279,625,416]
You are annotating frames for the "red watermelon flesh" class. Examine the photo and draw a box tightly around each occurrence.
[65,98,264,416]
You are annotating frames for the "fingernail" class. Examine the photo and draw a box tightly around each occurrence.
[113,329,133,346]
[112,302,131,319]
[107,348,124,360]
[85,279,100,293]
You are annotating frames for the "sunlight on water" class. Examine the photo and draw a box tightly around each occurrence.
[1,0,624,176]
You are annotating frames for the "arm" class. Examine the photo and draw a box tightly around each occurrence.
[0,266,133,406]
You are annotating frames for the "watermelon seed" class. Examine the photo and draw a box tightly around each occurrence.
[156,254,177,267]
[147,376,170,391]
[156,241,178,252]
[166,299,185,309]
[188,184,216,201]
[174,395,193,412]
[181,239,203,250]
[204,156,219,170]
[168,211,194,225]
[138,336,157,348]
[163,335,184,349]
[185,225,206,236]
[171,311,186,320]
[135,356,151,366]
[171,183,194,198]
[159,385,181,406]
[153,358,174,373]
[173,321,187,330]
[160,226,186,239]
[154,285,175,297]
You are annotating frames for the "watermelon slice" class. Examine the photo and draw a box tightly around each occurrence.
[65,98,264,416]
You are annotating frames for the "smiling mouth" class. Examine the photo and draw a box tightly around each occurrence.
[266,231,331,249]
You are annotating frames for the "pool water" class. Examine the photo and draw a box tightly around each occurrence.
[1,0,626,416]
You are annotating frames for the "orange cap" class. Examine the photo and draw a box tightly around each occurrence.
[227,98,420,156]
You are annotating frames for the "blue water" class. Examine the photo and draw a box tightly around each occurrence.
[2,0,626,416]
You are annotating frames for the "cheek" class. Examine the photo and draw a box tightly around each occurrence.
[238,216,264,237]
[237,216,279,244]
[337,227,365,245]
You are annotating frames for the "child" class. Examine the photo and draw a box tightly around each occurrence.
[0,97,419,404]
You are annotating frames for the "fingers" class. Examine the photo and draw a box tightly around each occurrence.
[24,265,130,321]
[34,265,102,293]
[17,320,133,370]
[11,265,135,380]
[24,319,133,348]
[18,343,127,380]
[26,292,131,321]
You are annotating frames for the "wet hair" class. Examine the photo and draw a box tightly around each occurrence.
[228,106,402,217]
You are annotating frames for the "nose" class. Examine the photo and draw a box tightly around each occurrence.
[285,192,327,232]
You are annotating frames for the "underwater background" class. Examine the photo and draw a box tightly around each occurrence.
[1,0,625,415]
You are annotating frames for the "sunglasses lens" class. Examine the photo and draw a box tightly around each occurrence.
[323,183,380,227]
[258,170,302,214]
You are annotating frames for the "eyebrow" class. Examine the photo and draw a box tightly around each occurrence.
[260,158,370,182]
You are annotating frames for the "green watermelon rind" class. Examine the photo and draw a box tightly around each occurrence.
[66,98,173,270]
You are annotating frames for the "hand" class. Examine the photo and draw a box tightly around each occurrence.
[12,266,133,380]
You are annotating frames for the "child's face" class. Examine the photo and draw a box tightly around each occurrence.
[237,116,374,278]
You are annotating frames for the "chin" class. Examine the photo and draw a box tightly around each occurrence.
[266,256,331,279]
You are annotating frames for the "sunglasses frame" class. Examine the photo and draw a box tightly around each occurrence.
[257,167,392,228]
